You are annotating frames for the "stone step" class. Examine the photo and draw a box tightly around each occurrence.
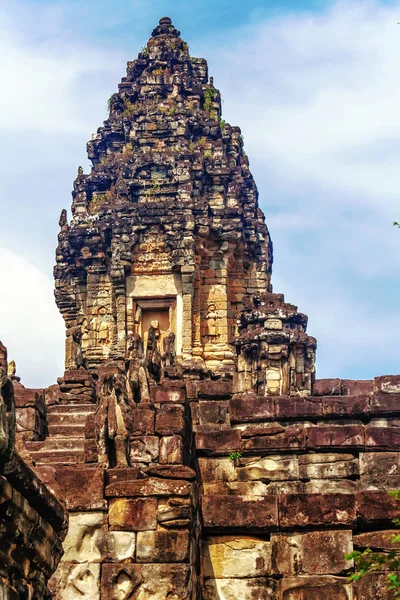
[26,438,85,452]
[47,403,95,414]
[47,424,86,437]
[47,412,92,426]
[30,450,85,465]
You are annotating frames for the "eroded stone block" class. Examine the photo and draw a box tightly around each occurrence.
[61,513,107,563]
[136,529,190,562]
[108,498,157,531]
[202,536,272,578]
[204,577,278,599]
[237,455,298,482]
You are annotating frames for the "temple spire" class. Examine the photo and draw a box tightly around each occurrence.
[151,16,181,38]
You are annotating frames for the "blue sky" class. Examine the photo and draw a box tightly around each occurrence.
[0,0,399,386]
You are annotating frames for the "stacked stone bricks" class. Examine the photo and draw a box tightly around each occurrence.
[18,16,400,599]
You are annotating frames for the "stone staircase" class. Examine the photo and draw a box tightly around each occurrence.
[25,404,95,466]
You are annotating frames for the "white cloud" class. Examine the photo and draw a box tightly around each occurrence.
[0,248,64,388]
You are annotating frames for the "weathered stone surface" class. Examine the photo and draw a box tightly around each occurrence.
[55,467,106,510]
[108,497,157,531]
[198,457,236,482]
[298,453,358,480]
[322,395,369,417]
[374,375,400,394]
[243,426,305,451]
[202,495,278,529]
[354,571,400,600]
[357,491,400,522]
[203,577,278,599]
[279,493,356,528]
[62,512,107,563]
[230,396,274,423]
[353,530,400,550]
[105,478,191,497]
[202,536,272,578]
[155,404,185,435]
[306,423,365,448]
[130,436,159,463]
[280,576,352,599]
[275,397,322,419]
[51,563,100,600]
[237,455,298,482]
[159,434,183,464]
[196,430,241,453]
[313,379,341,396]
[272,531,353,575]
[132,408,155,435]
[136,530,190,562]
[359,452,400,489]
[342,379,373,396]
[365,419,400,448]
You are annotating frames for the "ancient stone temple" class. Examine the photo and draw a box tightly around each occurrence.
[13,16,400,600]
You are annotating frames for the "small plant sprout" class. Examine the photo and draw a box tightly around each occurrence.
[229,451,243,461]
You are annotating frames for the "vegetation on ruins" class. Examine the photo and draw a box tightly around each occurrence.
[346,491,400,595]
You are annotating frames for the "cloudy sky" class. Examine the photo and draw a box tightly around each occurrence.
[0,0,399,387]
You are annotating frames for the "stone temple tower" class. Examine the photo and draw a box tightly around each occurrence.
[17,17,398,600]
[54,16,316,397]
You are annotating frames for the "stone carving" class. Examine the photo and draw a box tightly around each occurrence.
[126,334,150,404]
[146,325,162,382]
[7,359,16,379]
[95,367,133,468]
[162,331,176,367]
[91,306,111,346]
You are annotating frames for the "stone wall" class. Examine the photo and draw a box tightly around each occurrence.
[0,342,67,599]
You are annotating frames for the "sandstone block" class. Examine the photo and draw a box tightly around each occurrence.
[359,452,400,490]
[132,408,155,435]
[354,571,400,600]
[237,455,298,482]
[155,404,185,435]
[275,397,322,419]
[106,478,192,497]
[280,576,352,599]
[196,430,241,454]
[374,375,400,394]
[322,395,369,417]
[100,531,136,562]
[203,577,278,599]
[159,434,183,464]
[271,530,353,575]
[150,387,186,403]
[203,481,269,497]
[101,564,142,600]
[243,425,305,451]
[130,436,159,463]
[298,453,358,480]
[365,420,400,448]
[279,493,356,528]
[370,393,400,415]
[313,378,341,396]
[52,563,100,600]
[139,564,191,599]
[197,400,230,428]
[306,424,365,448]
[55,467,106,511]
[230,396,274,422]
[357,490,400,523]
[146,465,196,480]
[198,457,236,482]
[342,379,373,396]
[136,530,190,562]
[108,498,157,531]
[61,512,107,563]
[354,530,400,550]
[202,495,278,529]
[202,536,272,578]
